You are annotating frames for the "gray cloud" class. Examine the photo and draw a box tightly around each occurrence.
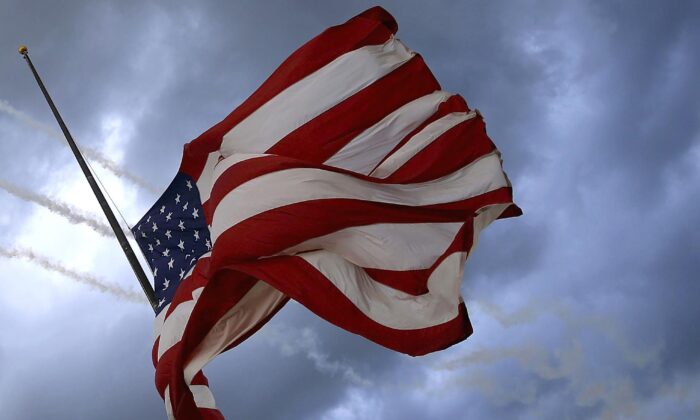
[263,323,374,387]
[1,0,698,419]
[0,99,158,193]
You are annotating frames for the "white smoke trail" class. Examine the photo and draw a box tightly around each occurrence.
[0,100,159,194]
[435,341,583,381]
[0,178,113,237]
[263,324,373,387]
[0,245,146,304]
[471,299,662,368]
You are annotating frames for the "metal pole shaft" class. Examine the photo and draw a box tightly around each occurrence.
[19,46,157,312]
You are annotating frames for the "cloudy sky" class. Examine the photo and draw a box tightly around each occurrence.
[1,1,698,419]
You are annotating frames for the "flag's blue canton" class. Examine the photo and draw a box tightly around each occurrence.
[131,173,211,314]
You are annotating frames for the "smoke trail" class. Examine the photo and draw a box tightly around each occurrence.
[263,324,373,387]
[471,299,569,327]
[0,245,146,304]
[0,100,159,194]
[0,178,113,237]
[470,298,662,369]
[435,341,582,382]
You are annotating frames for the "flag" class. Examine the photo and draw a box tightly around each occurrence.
[132,6,521,419]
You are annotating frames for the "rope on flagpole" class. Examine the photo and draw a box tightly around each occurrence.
[82,154,155,270]
[84,152,133,231]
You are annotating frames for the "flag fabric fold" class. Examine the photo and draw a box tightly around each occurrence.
[132,6,521,419]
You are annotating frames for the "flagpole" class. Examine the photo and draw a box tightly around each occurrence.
[18,45,157,312]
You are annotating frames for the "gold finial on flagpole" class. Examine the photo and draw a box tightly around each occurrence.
[18,45,28,56]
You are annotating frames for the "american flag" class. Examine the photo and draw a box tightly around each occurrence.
[133,7,521,419]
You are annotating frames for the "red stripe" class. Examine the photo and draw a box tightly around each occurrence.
[206,155,296,222]
[267,55,440,162]
[171,374,201,420]
[152,337,160,367]
[211,188,513,263]
[499,203,523,219]
[370,94,470,173]
[364,222,473,295]
[207,147,503,222]
[154,270,256,396]
[191,373,226,419]
[155,274,255,415]
[177,271,258,361]
[153,261,213,391]
[179,6,398,181]
[154,348,215,398]
[204,154,333,222]
[190,371,209,387]
[199,408,225,420]
[383,115,496,183]
[154,282,287,415]
[229,256,473,356]
[162,256,212,319]
[162,271,260,418]
[155,342,180,396]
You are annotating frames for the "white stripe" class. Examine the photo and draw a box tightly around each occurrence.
[300,250,466,330]
[153,303,171,340]
[183,282,287,384]
[370,111,477,178]
[283,222,463,270]
[195,152,221,203]
[153,253,212,342]
[211,153,269,185]
[157,286,205,359]
[157,300,197,359]
[221,37,415,156]
[190,385,217,410]
[471,203,510,251]
[325,91,452,174]
[211,151,507,242]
